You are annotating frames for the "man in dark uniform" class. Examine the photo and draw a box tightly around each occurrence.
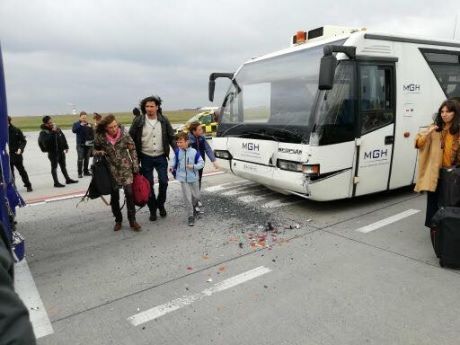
[38,116,78,188]
[7,117,32,192]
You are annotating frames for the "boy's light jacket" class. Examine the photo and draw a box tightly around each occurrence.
[172,147,204,183]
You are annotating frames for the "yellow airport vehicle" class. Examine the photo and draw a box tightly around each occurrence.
[176,107,219,138]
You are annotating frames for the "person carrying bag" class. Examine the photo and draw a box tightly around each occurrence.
[93,115,141,232]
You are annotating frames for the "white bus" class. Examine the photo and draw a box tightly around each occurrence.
[208,26,460,201]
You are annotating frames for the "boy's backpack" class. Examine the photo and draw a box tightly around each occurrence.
[132,173,151,207]
[172,148,201,178]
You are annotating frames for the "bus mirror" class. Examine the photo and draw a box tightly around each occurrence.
[209,79,216,102]
[318,54,337,90]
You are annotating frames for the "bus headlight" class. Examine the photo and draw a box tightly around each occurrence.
[277,160,320,176]
[277,159,304,172]
[214,150,232,160]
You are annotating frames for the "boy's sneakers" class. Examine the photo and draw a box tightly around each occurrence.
[197,201,203,208]
[188,216,195,226]
[194,206,204,216]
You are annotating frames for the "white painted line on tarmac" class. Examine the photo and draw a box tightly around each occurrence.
[14,260,54,339]
[127,266,271,326]
[26,202,47,207]
[25,171,225,205]
[45,193,85,202]
[261,199,303,209]
[221,184,259,196]
[355,209,421,234]
[204,180,253,193]
[238,192,276,203]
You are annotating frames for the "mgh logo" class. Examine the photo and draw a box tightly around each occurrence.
[403,84,420,92]
[242,142,260,151]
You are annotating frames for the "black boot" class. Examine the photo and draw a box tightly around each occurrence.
[77,161,83,178]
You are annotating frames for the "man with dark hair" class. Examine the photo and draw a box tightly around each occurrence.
[132,107,141,117]
[7,117,32,192]
[38,116,78,188]
[129,96,176,221]
[0,223,36,344]
[72,111,94,178]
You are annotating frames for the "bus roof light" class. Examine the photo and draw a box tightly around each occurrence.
[292,31,307,45]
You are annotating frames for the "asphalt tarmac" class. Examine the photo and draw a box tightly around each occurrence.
[11,129,460,345]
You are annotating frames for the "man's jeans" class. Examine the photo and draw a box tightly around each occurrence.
[141,154,169,214]
[76,145,91,175]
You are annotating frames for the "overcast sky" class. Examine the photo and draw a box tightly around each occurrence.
[1,0,459,116]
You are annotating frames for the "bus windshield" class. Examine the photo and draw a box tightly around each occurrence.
[310,61,356,146]
[219,40,346,143]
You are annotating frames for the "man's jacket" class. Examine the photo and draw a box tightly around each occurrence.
[38,124,69,154]
[129,114,176,159]
[8,125,27,153]
[72,121,94,146]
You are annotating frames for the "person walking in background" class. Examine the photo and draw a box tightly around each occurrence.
[171,131,204,226]
[72,111,94,178]
[38,116,78,188]
[414,99,460,229]
[187,121,219,190]
[7,116,32,192]
[93,113,102,128]
[129,95,176,222]
[132,107,141,117]
[94,114,141,232]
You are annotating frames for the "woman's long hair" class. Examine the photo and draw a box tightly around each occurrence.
[434,99,460,134]
[96,114,117,135]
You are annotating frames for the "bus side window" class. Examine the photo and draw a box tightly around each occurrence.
[360,65,394,134]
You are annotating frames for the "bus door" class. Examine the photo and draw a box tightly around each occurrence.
[354,63,395,196]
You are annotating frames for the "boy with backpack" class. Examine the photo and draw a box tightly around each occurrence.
[171,132,204,226]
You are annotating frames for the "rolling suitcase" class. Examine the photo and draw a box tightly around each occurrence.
[431,207,460,268]
[438,167,460,207]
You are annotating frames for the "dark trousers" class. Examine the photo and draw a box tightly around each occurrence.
[141,154,169,214]
[48,151,70,184]
[425,185,440,228]
[76,145,91,175]
[10,154,31,188]
[110,184,136,223]
[198,168,204,189]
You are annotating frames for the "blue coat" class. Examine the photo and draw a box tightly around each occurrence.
[72,121,94,146]
[187,133,216,162]
[171,147,204,183]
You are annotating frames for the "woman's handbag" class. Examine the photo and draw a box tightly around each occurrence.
[132,173,151,207]
[83,155,115,200]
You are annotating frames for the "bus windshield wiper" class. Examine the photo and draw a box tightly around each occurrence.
[272,128,303,142]
[239,131,279,141]
[221,123,247,136]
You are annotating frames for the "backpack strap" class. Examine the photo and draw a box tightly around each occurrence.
[174,148,180,168]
